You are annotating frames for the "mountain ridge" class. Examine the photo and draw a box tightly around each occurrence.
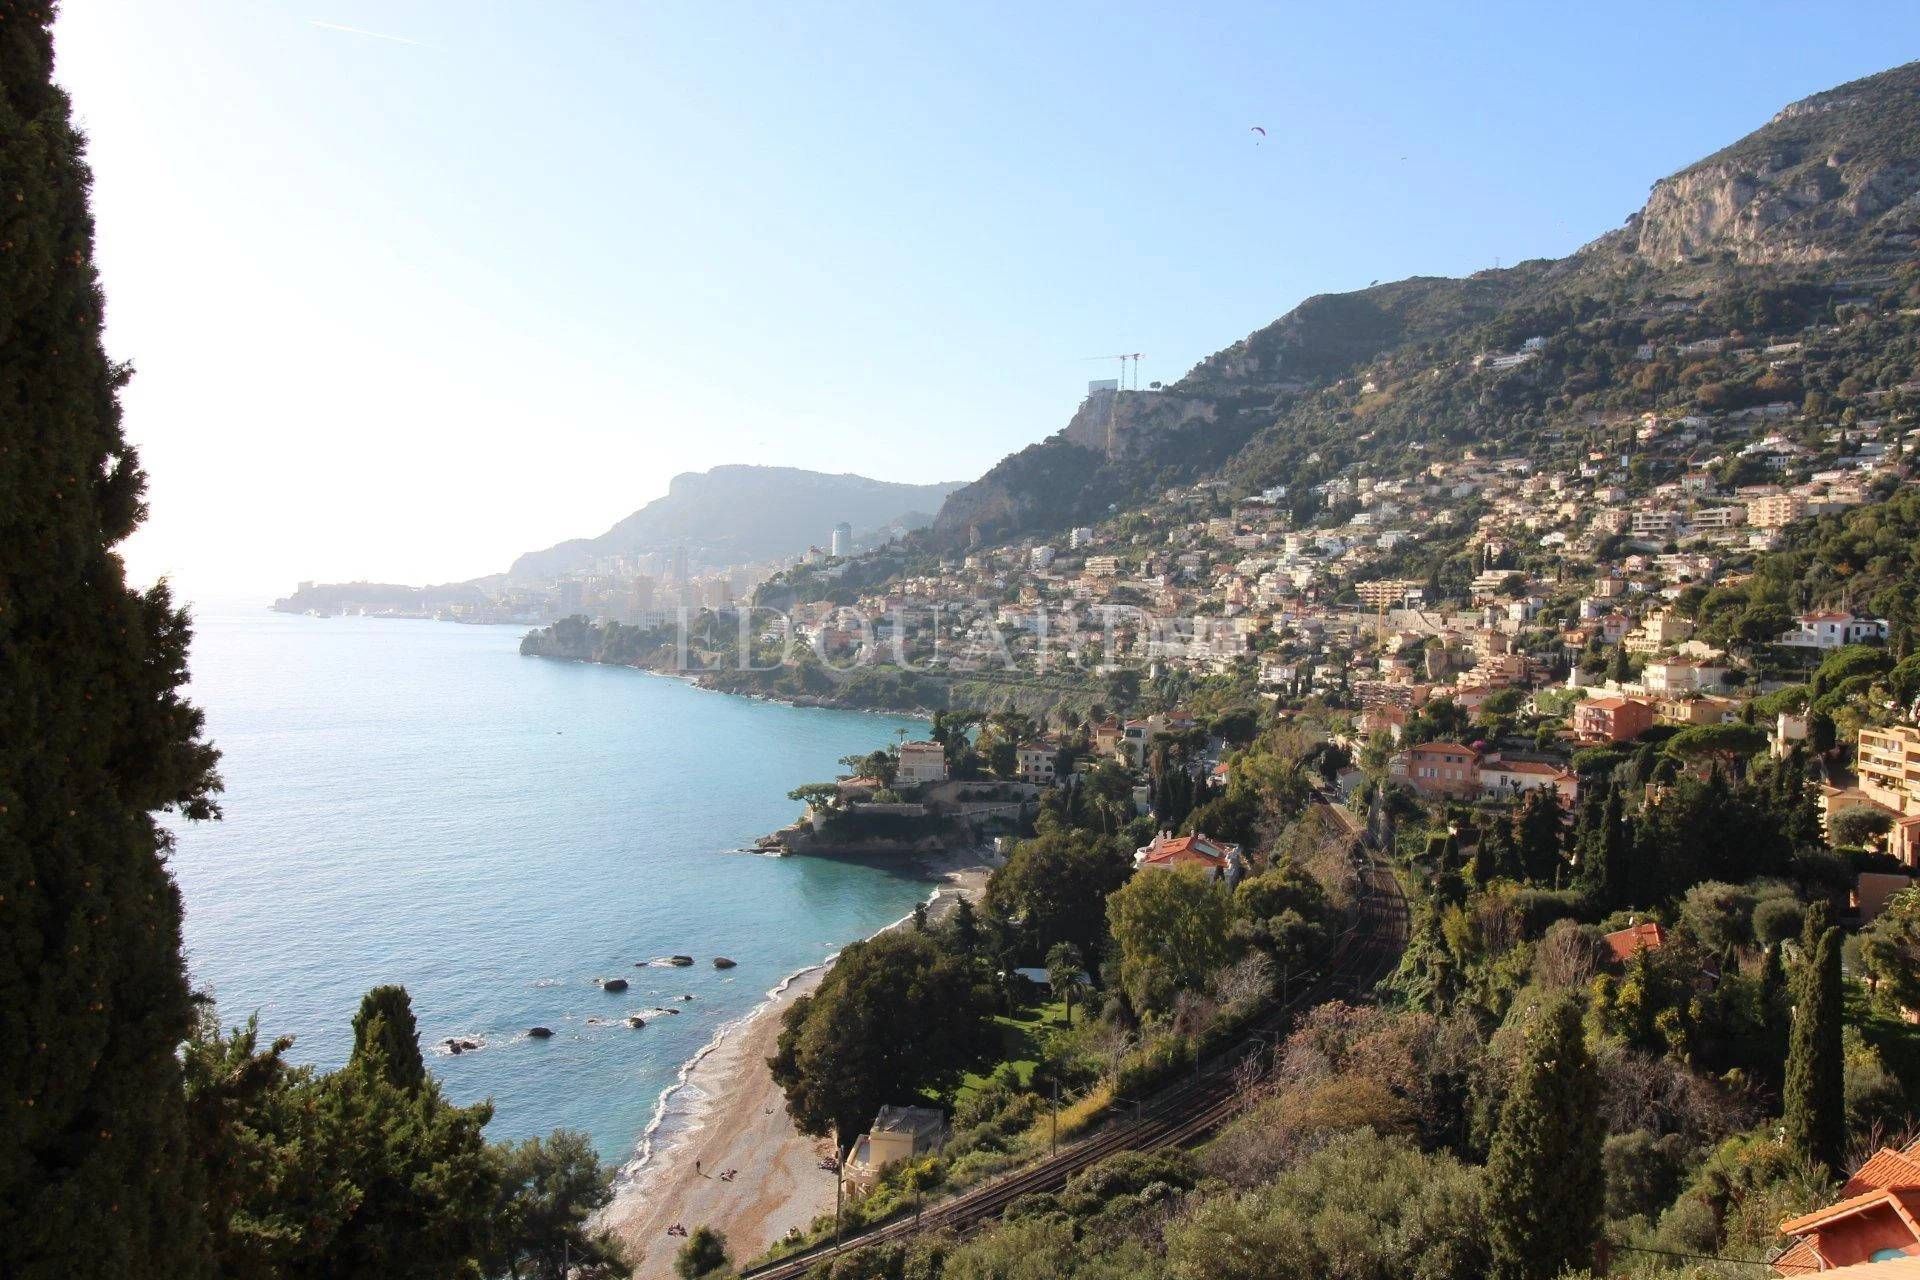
[925,60,1920,549]
[506,464,965,581]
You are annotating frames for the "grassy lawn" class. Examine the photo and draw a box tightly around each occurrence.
[950,996,1071,1102]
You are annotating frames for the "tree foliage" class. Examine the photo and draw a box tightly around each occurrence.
[1783,925,1847,1175]
[770,931,986,1144]
[1483,996,1603,1280]
[1,7,225,1273]
[1106,867,1235,1016]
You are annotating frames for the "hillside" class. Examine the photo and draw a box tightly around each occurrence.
[928,61,1920,549]
[506,465,963,581]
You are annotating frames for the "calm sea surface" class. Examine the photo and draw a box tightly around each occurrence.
[167,606,934,1160]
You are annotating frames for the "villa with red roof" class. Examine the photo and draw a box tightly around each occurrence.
[1134,830,1244,884]
[1600,919,1666,966]
[1574,695,1655,744]
[1393,740,1483,799]
[1773,1137,1920,1273]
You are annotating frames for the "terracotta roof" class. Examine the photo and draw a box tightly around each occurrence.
[1844,1142,1920,1198]
[1410,740,1481,757]
[1601,920,1666,964]
[1488,759,1571,778]
[1140,832,1237,870]
[1778,1185,1920,1236]
[1772,1236,1824,1275]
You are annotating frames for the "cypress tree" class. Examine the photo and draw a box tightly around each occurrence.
[1485,995,1605,1280]
[1,8,222,1276]
[1758,942,1790,1091]
[1784,925,1846,1176]
[350,985,428,1092]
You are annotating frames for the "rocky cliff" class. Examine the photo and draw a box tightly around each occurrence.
[920,60,1920,551]
[1589,61,1920,268]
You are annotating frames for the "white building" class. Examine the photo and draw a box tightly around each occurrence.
[1777,612,1888,650]
[830,522,853,558]
[895,741,949,786]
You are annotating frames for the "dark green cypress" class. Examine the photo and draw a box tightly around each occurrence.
[0,6,222,1275]
[350,985,428,1091]
[1485,995,1605,1280]
[1783,925,1846,1176]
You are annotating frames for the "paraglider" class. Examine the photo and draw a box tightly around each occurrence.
[1250,125,1267,142]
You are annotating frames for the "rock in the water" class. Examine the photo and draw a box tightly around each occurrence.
[626,1014,646,1028]
[527,1026,554,1039]
[601,977,629,992]
[713,957,737,969]
[680,994,695,1002]
[667,955,695,967]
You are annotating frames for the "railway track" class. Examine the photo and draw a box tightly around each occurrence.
[743,799,1409,1279]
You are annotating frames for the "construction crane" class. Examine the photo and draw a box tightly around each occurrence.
[1079,352,1146,390]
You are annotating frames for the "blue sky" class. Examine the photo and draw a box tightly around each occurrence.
[52,2,1920,596]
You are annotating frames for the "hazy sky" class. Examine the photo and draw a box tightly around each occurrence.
[52,2,1920,601]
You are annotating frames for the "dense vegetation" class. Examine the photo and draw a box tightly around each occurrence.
[1,11,222,1273]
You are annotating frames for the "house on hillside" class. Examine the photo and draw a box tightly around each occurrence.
[1600,920,1666,967]
[1772,1137,1920,1273]
[1392,741,1483,799]
[1015,739,1061,786]
[1778,611,1889,650]
[1574,696,1655,744]
[1134,830,1244,885]
[896,741,949,787]
[842,1105,949,1196]
[1478,756,1579,806]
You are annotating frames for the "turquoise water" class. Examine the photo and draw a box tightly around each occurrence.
[167,607,934,1161]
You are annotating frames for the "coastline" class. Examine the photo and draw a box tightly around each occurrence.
[601,850,992,1278]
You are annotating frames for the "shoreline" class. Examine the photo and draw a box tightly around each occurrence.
[601,849,993,1278]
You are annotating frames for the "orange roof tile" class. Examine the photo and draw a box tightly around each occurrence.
[1141,833,1236,869]
[1844,1147,1920,1198]
[1601,921,1666,965]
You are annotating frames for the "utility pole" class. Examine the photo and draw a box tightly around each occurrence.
[1051,1078,1059,1157]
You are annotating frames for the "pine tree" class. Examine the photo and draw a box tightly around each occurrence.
[351,985,428,1092]
[1485,995,1605,1280]
[1,8,222,1275]
[1784,925,1846,1176]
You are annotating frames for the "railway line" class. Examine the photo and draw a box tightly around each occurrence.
[743,797,1409,1279]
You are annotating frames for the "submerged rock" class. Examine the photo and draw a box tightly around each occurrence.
[527,1026,554,1039]
[667,955,695,967]
[713,957,737,969]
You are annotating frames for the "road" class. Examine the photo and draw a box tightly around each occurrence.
[742,794,1409,1279]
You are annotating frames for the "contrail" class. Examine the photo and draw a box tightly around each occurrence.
[308,19,435,49]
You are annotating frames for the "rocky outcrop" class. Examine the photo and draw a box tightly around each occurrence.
[1057,388,1217,459]
[1587,61,1920,267]
[600,977,629,992]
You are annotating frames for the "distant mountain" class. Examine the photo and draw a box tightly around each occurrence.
[507,465,964,581]
[929,60,1920,548]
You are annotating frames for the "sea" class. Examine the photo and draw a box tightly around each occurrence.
[165,605,938,1165]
